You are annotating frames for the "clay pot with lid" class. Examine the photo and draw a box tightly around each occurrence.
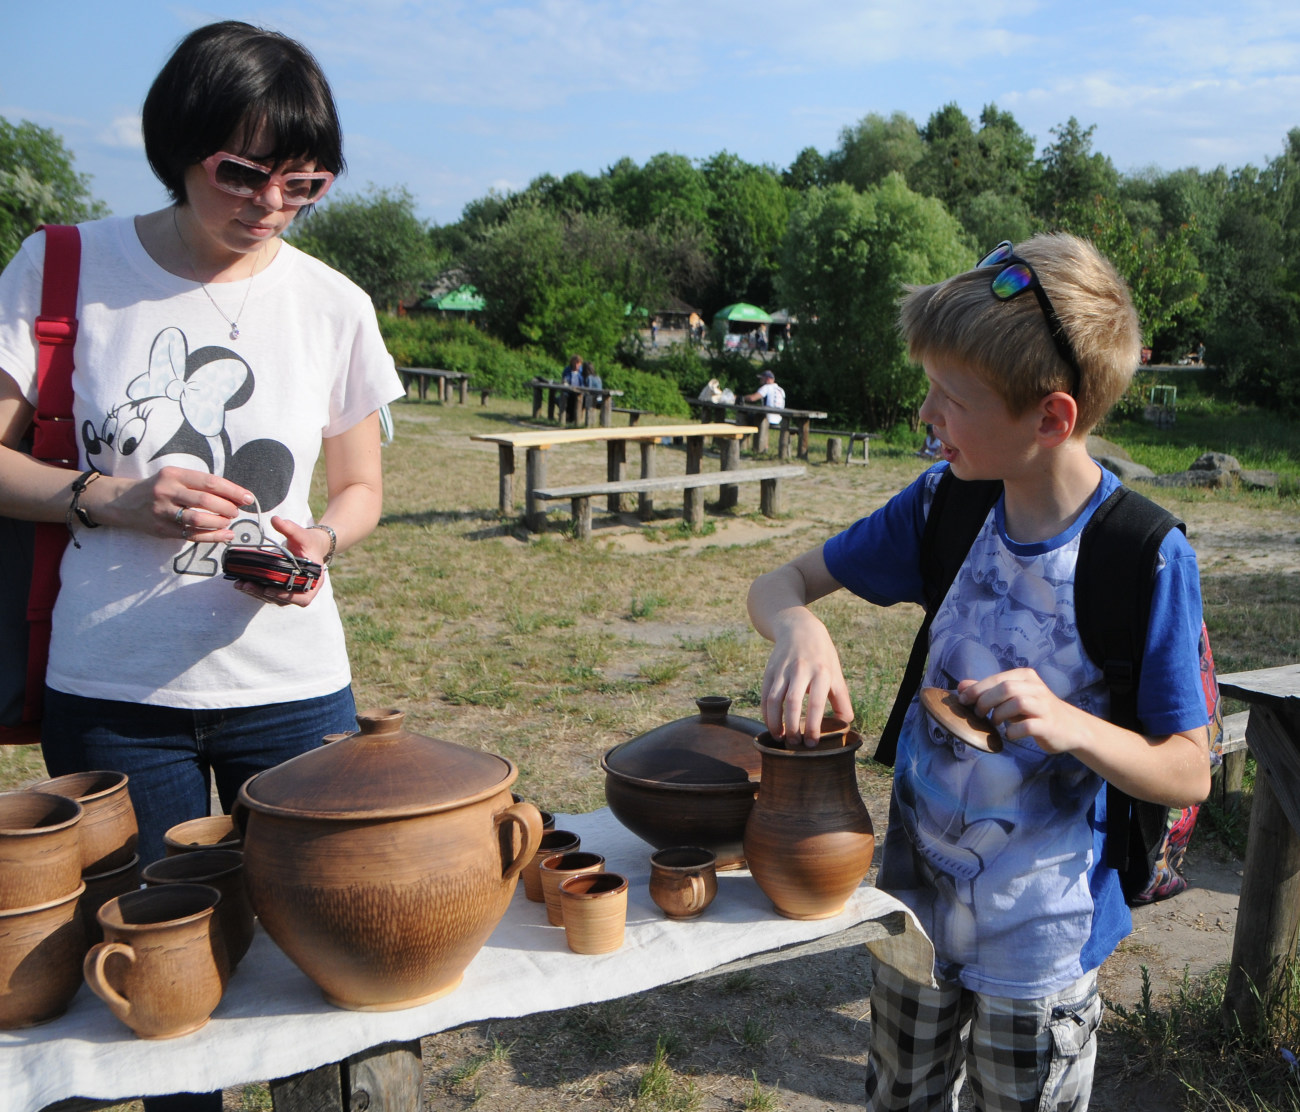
[235,709,543,1011]
[743,728,875,920]
[601,696,765,869]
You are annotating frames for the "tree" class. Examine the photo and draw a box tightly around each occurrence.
[0,118,108,266]
[777,176,969,428]
[1036,118,1119,218]
[826,112,924,193]
[288,186,438,310]
[783,147,828,192]
[698,152,790,311]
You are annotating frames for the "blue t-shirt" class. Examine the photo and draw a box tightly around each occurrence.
[824,462,1207,998]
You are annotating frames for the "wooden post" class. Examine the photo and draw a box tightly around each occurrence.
[531,381,544,419]
[683,486,704,530]
[546,386,558,422]
[497,444,515,515]
[796,417,812,460]
[457,376,469,404]
[827,437,843,464]
[526,446,548,532]
[719,439,740,509]
[760,477,782,517]
[638,441,657,521]
[1224,703,1300,1033]
[777,419,792,461]
[571,496,593,540]
[607,440,627,513]
[346,1040,423,1112]
[270,1061,343,1110]
[438,375,448,404]
[755,418,770,454]
[685,438,704,475]
[600,394,614,427]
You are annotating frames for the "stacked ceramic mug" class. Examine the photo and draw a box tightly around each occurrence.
[0,786,91,1028]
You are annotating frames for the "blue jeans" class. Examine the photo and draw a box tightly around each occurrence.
[41,685,357,867]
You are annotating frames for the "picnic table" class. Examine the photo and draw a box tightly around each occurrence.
[687,399,828,460]
[470,423,799,534]
[530,378,626,428]
[1217,663,1300,1032]
[396,367,471,404]
[11,809,935,1112]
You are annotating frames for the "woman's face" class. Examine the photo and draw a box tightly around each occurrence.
[181,120,319,260]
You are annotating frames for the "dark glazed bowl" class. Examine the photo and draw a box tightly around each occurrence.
[601,696,765,869]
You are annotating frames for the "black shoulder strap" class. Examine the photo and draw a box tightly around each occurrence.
[1073,485,1183,872]
[874,471,1002,767]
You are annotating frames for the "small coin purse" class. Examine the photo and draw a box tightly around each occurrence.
[221,497,322,593]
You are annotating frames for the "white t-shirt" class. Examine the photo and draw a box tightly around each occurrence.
[756,381,785,424]
[0,217,403,708]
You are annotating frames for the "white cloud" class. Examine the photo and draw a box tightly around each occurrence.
[100,115,144,150]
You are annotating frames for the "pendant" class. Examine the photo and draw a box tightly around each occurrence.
[230,324,240,340]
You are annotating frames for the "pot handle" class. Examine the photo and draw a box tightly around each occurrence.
[496,802,544,883]
[84,941,135,1022]
[687,874,706,913]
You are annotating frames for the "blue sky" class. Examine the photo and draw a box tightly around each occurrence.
[5,1,1300,227]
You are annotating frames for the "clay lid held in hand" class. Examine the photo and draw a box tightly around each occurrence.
[920,688,1003,753]
[602,696,765,786]
[240,709,516,820]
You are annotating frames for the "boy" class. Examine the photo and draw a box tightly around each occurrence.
[746,233,1211,1112]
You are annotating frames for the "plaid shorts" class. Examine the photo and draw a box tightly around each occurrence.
[864,959,1102,1112]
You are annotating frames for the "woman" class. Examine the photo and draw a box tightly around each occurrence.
[0,22,402,874]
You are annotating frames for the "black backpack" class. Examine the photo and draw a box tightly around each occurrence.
[875,470,1223,906]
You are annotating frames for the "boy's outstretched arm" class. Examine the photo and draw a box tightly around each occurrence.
[957,670,1212,807]
[747,546,854,746]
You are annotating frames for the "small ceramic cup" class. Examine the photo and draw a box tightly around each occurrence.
[649,847,718,920]
[162,814,242,856]
[33,770,138,874]
[522,829,581,902]
[539,851,604,926]
[560,871,629,954]
[85,883,229,1040]
[80,854,142,945]
[142,848,253,969]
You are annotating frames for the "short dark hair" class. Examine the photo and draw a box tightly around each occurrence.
[142,21,345,203]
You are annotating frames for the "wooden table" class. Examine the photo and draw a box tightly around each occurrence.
[1217,663,1300,1032]
[688,400,828,460]
[470,424,751,532]
[396,367,470,404]
[530,379,626,427]
[17,809,934,1112]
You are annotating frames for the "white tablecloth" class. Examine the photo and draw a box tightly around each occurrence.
[1,808,934,1112]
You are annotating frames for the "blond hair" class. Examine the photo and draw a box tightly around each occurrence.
[898,233,1141,434]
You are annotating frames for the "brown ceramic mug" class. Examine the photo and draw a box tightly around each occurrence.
[33,770,138,873]
[539,851,604,926]
[649,847,718,920]
[142,848,253,968]
[162,814,241,856]
[522,829,581,902]
[560,871,628,954]
[0,790,83,910]
[80,854,142,945]
[85,884,229,1039]
[0,883,87,1029]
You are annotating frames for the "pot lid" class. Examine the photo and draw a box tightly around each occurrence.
[602,696,765,786]
[240,709,515,820]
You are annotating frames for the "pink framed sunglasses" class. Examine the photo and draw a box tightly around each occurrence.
[200,152,334,206]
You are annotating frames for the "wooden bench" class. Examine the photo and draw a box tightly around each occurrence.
[688,400,828,460]
[611,406,651,425]
[1210,710,1251,813]
[533,465,806,539]
[822,429,873,464]
[397,367,470,404]
[530,379,625,427]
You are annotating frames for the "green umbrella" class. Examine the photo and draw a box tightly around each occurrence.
[713,303,772,325]
[421,284,485,312]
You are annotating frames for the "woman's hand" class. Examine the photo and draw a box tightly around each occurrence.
[231,515,331,608]
[87,465,254,543]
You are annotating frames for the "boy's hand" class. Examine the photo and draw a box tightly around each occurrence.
[761,609,854,746]
[956,670,1087,755]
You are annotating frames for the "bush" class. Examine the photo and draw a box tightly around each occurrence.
[378,317,557,398]
[604,366,691,418]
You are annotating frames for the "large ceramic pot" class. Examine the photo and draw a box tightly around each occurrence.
[743,731,875,920]
[236,709,543,1012]
[601,696,765,869]
[0,791,83,910]
[33,770,137,874]
[0,883,87,1029]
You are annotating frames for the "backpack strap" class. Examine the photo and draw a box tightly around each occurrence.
[1073,485,1183,874]
[875,470,1002,766]
[18,225,81,736]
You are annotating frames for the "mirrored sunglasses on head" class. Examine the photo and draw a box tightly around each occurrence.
[201,152,334,206]
[976,241,1081,397]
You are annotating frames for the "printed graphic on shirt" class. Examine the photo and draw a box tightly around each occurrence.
[880,513,1108,993]
[80,326,294,578]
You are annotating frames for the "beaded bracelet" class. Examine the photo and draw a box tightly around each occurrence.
[307,522,337,567]
[66,469,102,548]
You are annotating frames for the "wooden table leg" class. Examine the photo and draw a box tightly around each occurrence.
[271,1040,422,1111]
[777,419,792,461]
[760,477,783,517]
[418,376,429,402]
[638,441,656,521]
[719,439,740,509]
[458,377,468,404]
[755,419,770,454]
[607,440,627,513]
[1224,703,1300,1033]
[532,384,544,420]
[271,1060,342,1110]
[526,447,548,532]
[683,437,705,529]
[685,438,704,475]
[497,444,515,515]
[438,376,448,404]
[796,418,811,460]
[600,395,613,427]
[547,388,558,422]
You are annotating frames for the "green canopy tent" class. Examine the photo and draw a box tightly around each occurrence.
[713,303,772,326]
[420,284,486,312]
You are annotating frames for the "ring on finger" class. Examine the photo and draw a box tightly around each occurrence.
[173,507,186,525]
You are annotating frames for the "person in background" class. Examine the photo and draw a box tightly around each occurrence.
[743,368,785,426]
[561,354,584,422]
[0,23,403,1109]
[917,423,942,459]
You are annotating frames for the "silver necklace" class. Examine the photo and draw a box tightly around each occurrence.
[172,207,262,340]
